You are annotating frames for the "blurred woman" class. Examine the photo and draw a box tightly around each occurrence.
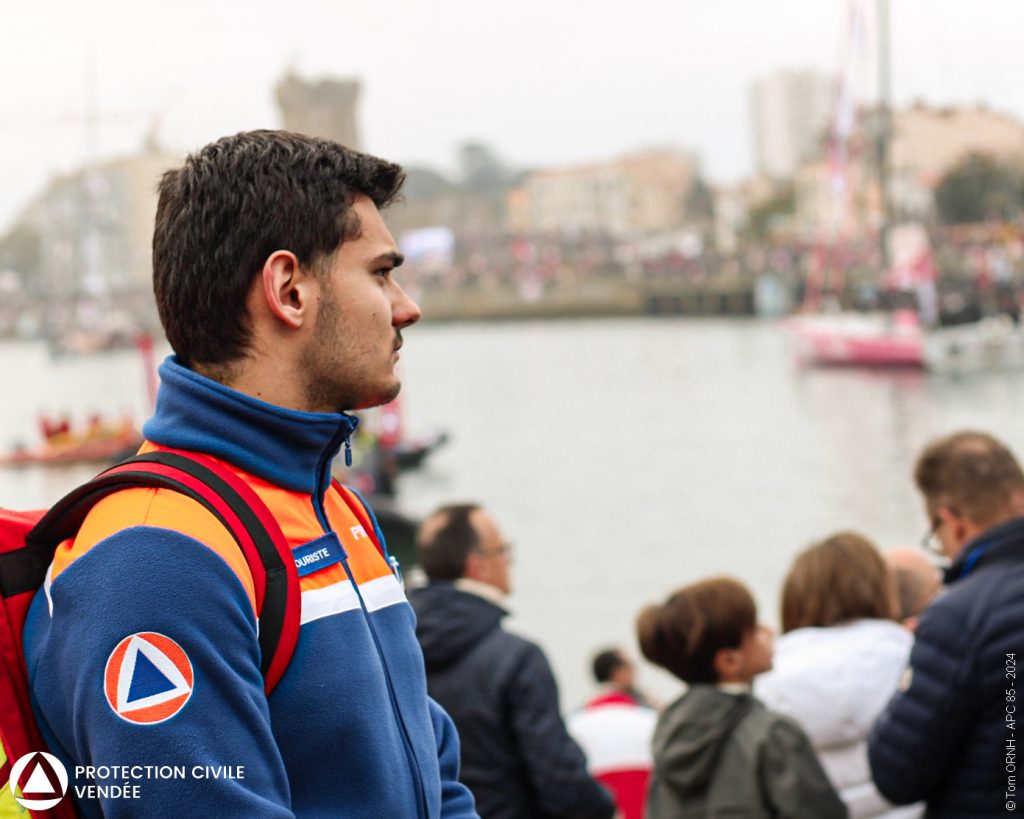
[755,532,922,819]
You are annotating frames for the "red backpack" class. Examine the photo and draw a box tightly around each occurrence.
[0,449,307,818]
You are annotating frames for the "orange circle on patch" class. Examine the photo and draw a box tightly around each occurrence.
[103,632,194,724]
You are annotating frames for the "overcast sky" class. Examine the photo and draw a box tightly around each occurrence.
[2,0,1023,231]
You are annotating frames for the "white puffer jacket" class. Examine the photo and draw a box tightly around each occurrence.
[755,619,923,819]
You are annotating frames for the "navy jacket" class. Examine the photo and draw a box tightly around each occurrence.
[410,582,614,819]
[868,515,1024,818]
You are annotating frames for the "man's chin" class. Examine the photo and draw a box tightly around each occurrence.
[350,380,402,411]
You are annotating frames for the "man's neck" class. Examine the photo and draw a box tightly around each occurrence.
[959,508,1024,554]
[454,577,507,607]
[716,681,753,694]
[196,355,312,413]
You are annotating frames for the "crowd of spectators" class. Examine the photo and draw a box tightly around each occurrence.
[398,222,1024,321]
[411,429,1024,818]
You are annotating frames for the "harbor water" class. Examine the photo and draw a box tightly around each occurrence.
[3,317,1023,707]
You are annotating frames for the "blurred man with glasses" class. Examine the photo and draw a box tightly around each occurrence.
[869,430,1024,818]
[410,504,614,819]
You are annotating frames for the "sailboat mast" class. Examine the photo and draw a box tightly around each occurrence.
[876,0,892,270]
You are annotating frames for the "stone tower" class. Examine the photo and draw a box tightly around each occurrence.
[275,72,361,150]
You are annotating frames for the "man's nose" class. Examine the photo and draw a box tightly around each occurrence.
[392,283,422,329]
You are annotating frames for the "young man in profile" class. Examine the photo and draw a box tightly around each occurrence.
[24,131,477,817]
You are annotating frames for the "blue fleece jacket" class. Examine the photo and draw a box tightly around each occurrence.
[24,356,478,818]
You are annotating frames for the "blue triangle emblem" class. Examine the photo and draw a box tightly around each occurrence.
[127,650,177,703]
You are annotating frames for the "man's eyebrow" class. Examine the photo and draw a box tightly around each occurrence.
[370,251,404,268]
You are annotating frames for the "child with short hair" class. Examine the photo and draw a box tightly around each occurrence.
[636,576,847,819]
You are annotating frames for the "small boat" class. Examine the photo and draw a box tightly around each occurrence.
[2,333,155,469]
[389,431,450,471]
[335,428,450,498]
[336,396,448,493]
[0,420,142,469]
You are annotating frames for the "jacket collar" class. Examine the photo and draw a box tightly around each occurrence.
[453,577,509,610]
[408,582,506,671]
[142,356,358,495]
[946,514,1024,583]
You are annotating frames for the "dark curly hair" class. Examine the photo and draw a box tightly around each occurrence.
[636,577,756,685]
[152,130,405,367]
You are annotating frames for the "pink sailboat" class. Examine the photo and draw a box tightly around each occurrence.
[786,0,929,369]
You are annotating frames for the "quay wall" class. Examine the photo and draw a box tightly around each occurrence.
[417,277,763,322]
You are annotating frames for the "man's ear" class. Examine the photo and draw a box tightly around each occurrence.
[938,505,970,546]
[463,552,484,582]
[260,250,316,328]
[712,647,739,682]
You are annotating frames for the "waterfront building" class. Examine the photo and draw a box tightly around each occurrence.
[891,103,1024,218]
[794,102,1024,238]
[23,152,178,298]
[506,149,699,239]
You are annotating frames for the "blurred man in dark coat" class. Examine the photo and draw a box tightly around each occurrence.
[409,504,615,819]
[869,430,1024,817]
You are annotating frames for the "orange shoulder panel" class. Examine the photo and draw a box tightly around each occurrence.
[140,440,324,549]
[244,478,324,547]
[325,486,391,584]
[50,487,257,613]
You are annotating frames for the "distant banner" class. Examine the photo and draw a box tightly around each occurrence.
[885,223,937,288]
[399,227,455,273]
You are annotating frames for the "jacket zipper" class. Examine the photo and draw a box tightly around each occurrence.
[311,420,430,819]
[338,557,430,819]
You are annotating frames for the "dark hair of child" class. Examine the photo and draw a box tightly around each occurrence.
[636,577,756,685]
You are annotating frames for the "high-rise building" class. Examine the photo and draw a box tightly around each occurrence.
[750,69,833,180]
[275,72,361,149]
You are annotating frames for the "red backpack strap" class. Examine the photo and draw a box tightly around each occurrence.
[31,450,300,695]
